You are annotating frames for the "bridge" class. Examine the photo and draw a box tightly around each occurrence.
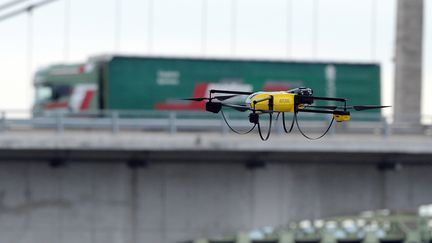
[0,112,431,243]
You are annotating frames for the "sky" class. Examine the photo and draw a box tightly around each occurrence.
[0,0,430,118]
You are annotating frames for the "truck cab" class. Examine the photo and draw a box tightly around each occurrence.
[33,62,99,115]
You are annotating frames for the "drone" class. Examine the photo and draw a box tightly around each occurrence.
[184,87,389,140]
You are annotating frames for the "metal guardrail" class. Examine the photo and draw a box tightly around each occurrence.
[0,110,431,137]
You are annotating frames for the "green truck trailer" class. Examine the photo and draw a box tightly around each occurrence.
[33,55,381,115]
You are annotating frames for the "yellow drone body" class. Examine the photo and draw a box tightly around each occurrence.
[247,92,296,113]
[247,91,352,123]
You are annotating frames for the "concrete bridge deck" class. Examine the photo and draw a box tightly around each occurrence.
[0,131,430,164]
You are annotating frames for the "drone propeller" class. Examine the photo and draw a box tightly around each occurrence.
[305,105,390,111]
[350,105,391,111]
[182,95,239,102]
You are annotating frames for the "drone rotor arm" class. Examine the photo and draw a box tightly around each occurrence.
[220,103,252,112]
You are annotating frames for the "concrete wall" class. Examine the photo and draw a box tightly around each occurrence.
[0,161,431,243]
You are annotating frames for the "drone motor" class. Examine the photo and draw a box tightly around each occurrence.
[205,102,222,113]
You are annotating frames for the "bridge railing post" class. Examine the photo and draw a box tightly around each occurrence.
[56,112,64,134]
[382,116,391,138]
[169,112,177,134]
[0,111,5,132]
[0,111,7,132]
[111,111,119,134]
[221,113,228,135]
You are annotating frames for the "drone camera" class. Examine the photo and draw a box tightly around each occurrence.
[291,87,314,105]
[298,87,313,96]
[205,102,222,113]
[249,113,259,124]
[288,87,313,96]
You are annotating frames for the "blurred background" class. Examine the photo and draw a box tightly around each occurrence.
[0,0,431,243]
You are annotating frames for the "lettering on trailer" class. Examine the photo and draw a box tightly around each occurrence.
[156,70,180,86]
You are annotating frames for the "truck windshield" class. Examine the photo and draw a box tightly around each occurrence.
[35,85,72,103]
[36,86,53,103]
